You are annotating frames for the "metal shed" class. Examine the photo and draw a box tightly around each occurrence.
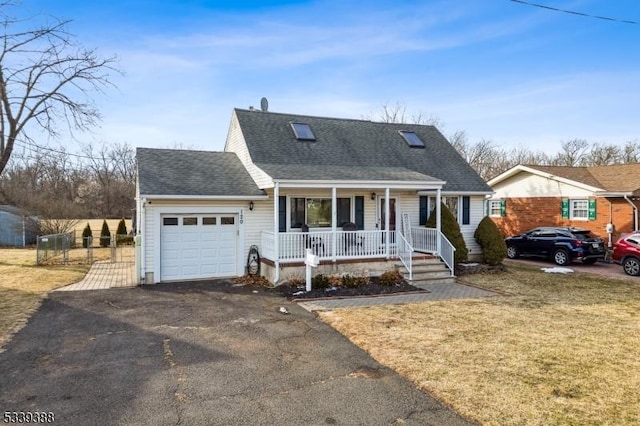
[0,205,39,247]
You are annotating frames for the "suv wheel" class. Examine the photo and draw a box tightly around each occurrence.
[553,249,570,266]
[622,257,640,276]
[506,245,519,259]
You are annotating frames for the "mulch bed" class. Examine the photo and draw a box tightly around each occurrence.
[277,277,427,300]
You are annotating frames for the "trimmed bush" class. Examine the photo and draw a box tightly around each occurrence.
[342,274,359,288]
[474,216,507,265]
[379,270,405,286]
[311,274,330,289]
[82,223,93,248]
[426,202,468,265]
[116,218,127,236]
[100,220,111,248]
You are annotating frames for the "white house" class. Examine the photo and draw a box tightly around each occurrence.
[135,108,492,284]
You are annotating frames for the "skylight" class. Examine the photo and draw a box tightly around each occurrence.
[398,130,425,148]
[290,122,316,141]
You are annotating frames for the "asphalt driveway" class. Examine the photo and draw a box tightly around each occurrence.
[0,281,474,425]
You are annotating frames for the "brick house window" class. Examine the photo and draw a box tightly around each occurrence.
[570,199,589,220]
[489,200,502,217]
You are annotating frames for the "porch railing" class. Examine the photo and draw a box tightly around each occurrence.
[439,232,456,274]
[261,230,397,262]
[397,231,413,280]
[262,227,455,277]
[411,227,456,276]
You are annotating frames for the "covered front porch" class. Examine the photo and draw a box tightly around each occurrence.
[259,180,455,282]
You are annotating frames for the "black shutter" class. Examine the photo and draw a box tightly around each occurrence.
[278,196,286,232]
[419,196,428,225]
[462,196,470,225]
[355,196,364,230]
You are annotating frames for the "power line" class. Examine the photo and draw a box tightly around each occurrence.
[510,0,638,25]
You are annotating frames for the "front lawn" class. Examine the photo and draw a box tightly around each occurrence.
[319,264,640,425]
[0,247,111,352]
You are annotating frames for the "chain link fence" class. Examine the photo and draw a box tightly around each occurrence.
[36,231,75,265]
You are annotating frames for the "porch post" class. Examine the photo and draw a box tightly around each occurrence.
[273,183,280,282]
[385,187,390,259]
[436,188,441,255]
[332,187,337,262]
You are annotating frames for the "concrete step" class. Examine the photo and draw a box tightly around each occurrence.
[410,276,457,289]
[395,257,456,287]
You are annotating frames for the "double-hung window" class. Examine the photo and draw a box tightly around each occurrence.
[489,200,502,217]
[570,199,589,220]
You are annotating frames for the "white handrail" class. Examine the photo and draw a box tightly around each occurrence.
[397,231,413,281]
[439,232,456,275]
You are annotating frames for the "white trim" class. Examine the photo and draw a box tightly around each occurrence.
[488,200,502,217]
[596,191,634,197]
[152,205,245,282]
[418,190,493,196]
[141,194,268,201]
[569,198,589,221]
[273,179,445,190]
[488,164,602,192]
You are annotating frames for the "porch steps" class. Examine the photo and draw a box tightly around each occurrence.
[395,257,456,288]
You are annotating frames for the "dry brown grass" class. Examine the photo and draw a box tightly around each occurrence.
[319,264,640,425]
[0,247,111,352]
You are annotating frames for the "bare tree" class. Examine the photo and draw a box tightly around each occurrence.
[621,140,640,163]
[552,139,589,166]
[368,102,443,126]
[587,143,621,166]
[0,1,119,175]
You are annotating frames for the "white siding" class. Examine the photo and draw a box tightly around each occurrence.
[492,172,594,199]
[224,111,273,188]
[140,192,487,280]
[461,196,484,257]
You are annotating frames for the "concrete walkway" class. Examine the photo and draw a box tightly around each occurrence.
[55,257,136,291]
[298,282,498,311]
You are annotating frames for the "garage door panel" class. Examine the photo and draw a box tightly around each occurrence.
[161,213,238,281]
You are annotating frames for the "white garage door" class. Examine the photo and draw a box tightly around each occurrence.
[160,214,238,281]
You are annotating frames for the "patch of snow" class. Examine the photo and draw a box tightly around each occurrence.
[292,290,306,296]
[279,306,290,314]
[541,267,574,274]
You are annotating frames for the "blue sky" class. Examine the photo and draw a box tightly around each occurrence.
[20,0,640,154]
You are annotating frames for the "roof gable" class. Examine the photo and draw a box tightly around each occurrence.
[489,163,640,195]
[232,108,490,192]
[136,148,265,197]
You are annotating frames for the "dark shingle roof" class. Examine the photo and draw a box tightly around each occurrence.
[525,164,640,193]
[137,148,266,197]
[234,109,490,192]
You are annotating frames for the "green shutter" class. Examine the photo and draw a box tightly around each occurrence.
[500,199,507,217]
[588,199,597,220]
[561,198,569,219]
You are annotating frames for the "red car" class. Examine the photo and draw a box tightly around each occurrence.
[612,233,640,276]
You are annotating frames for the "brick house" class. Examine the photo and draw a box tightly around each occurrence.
[487,164,640,247]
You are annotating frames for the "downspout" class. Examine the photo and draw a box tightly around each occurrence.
[274,183,280,283]
[139,197,146,284]
[624,195,638,231]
